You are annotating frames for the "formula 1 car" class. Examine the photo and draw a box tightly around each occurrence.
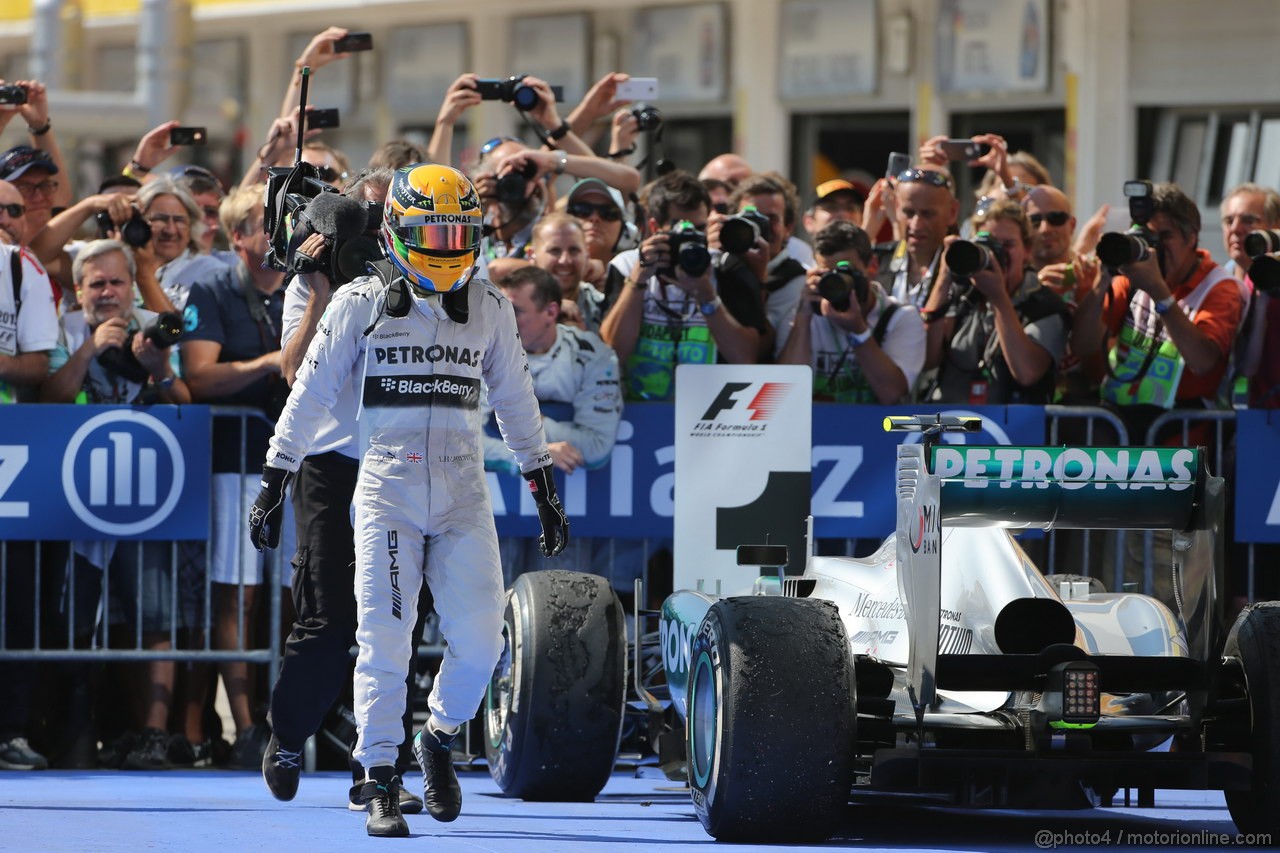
[481,415,1277,844]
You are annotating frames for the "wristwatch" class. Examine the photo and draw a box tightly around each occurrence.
[699,296,723,317]
[548,119,572,141]
[554,152,569,176]
[847,327,873,347]
[1153,294,1177,316]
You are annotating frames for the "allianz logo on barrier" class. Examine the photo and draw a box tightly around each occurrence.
[62,411,185,536]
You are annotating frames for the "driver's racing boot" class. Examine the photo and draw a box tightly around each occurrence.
[356,765,409,838]
[413,719,461,822]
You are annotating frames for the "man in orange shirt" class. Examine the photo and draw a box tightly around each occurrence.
[1071,182,1242,442]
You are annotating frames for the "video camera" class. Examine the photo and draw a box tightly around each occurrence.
[263,65,383,285]
[719,205,772,255]
[661,220,711,279]
[474,75,564,111]
[97,312,183,385]
[816,261,869,312]
[1096,180,1158,269]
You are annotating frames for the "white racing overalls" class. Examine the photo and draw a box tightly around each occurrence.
[266,274,549,768]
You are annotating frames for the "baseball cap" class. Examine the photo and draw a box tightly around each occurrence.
[814,178,866,206]
[566,178,626,215]
[0,146,58,182]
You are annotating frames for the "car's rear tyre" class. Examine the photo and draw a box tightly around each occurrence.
[687,596,855,842]
[1223,601,1280,835]
[484,570,626,801]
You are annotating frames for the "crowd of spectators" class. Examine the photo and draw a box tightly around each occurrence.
[1,24,1278,776]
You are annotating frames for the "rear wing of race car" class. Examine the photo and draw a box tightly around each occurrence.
[884,414,1226,713]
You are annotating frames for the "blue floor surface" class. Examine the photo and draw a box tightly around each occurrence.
[0,768,1255,852]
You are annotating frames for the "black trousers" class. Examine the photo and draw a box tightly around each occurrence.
[268,452,429,775]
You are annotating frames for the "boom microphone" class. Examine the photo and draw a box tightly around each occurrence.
[302,192,368,240]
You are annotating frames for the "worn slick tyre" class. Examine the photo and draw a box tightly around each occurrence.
[1223,601,1280,836]
[484,570,626,801]
[686,596,856,842]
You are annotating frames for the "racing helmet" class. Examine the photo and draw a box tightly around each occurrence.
[381,164,482,292]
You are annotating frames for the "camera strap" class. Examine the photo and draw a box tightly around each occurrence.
[236,262,278,351]
[8,248,21,317]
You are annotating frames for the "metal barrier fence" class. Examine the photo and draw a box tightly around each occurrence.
[0,407,286,673]
[0,404,1264,668]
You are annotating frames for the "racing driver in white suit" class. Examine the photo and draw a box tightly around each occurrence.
[247,164,568,838]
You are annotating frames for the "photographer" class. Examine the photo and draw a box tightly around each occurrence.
[923,200,1068,404]
[39,239,188,769]
[600,170,766,401]
[28,188,170,312]
[779,221,924,404]
[41,240,187,404]
[0,78,74,237]
[715,172,802,356]
[1071,183,1242,432]
[137,178,224,310]
[478,142,639,261]
[181,183,291,770]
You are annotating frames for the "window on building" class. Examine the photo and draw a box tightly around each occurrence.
[1143,106,1280,209]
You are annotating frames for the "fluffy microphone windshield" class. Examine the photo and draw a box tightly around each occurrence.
[303,192,368,240]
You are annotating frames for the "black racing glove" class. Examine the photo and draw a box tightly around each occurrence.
[248,466,292,552]
[525,464,569,557]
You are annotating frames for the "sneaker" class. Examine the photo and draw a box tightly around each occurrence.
[228,723,270,770]
[262,734,303,802]
[0,737,48,771]
[122,727,173,771]
[412,722,461,822]
[97,731,138,769]
[167,735,197,768]
[355,766,409,838]
[398,787,424,815]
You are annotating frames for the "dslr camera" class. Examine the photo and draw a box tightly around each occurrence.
[631,103,662,132]
[662,220,711,279]
[1096,180,1158,269]
[96,209,153,247]
[97,312,184,385]
[719,205,772,255]
[474,75,563,112]
[1244,228,1280,260]
[816,261,869,312]
[495,160,539,207]
[944,231,1009,278]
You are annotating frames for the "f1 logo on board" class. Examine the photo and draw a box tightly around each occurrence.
[61,411,185,536]
[692,382,794,437]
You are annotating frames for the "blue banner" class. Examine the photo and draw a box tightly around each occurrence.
[1236,409,1280,543]
[491,404,1045,539]
[0,405,210,541]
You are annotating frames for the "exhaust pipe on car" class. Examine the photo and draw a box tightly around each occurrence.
[994,598,1078,655]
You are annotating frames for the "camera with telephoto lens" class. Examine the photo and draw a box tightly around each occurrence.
[0,84,27,105]
[1248,253,1280,296]
[945,231,1009,278]
[719,205,772,255]
[661,220,711,279]
[816,261,869,312]
[631,103,662,132]
[495,159,539,206]
[96,209,153,247]
[1096,180,1159,269]
[1244,228,1280,259]
[96,312,184,385]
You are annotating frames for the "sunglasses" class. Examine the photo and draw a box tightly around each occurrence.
[0,202,24,218]
[896,168,954,190]
[478,136,522,161]
[568,201,622,222]
[1028,211,1071,227]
